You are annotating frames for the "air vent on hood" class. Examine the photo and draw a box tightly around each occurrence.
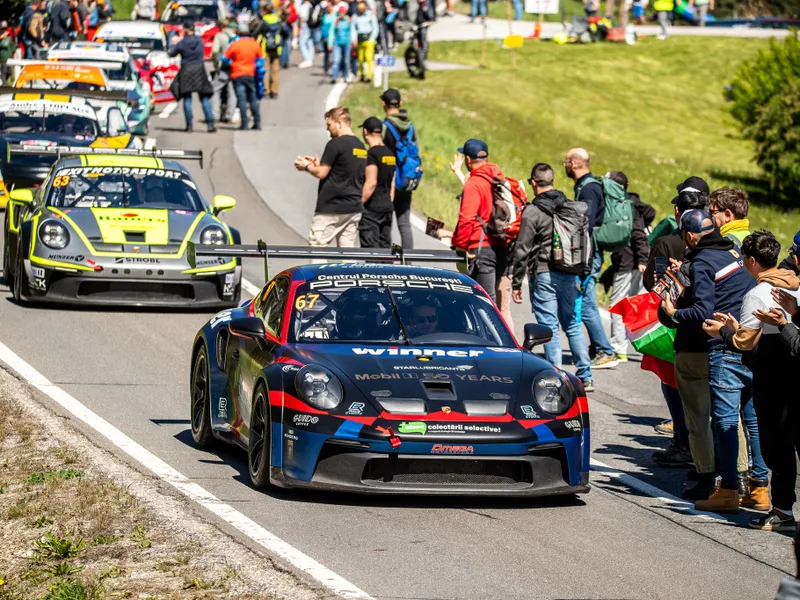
[421,379,456,400]
[125,231,146,243]
[377,398,427,415]
[463,400,508,417]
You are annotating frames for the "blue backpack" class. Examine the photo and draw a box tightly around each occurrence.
[384,120,423,192]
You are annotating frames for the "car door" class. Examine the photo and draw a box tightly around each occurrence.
[236,276,290,439]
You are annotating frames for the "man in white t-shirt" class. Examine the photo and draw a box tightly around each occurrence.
[704,230,800,531]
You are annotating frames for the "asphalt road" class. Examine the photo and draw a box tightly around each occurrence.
[0,63,796,599]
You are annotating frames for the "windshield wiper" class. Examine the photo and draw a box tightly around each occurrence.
[384,287,412,346]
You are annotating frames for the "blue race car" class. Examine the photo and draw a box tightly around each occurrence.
[187,243,591,497]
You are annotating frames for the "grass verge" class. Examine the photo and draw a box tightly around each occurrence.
[0,368,320,600]
[345,36,798,248]
[451,0,587,23]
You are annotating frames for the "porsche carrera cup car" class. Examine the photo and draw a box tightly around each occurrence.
[3,147,241,307]
[188,244,591,497]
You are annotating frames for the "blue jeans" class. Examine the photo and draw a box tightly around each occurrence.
[471,0,487,18]
[708,350,768,488]
[182,94,214,128]
[662,382,689,448]
[331,44,349,80]
[279,23,292,68]
[299,24,314,64]
[311,25,323,51]
[232,76,260,129]
[576,250,614,357]
[530,271,593,382]
[512,0,523,19]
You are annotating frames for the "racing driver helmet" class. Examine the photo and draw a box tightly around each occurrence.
[334,289,386,341]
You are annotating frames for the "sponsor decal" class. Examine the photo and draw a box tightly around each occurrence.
[223,281,234,296]
[196,257,229,267]
[47,254,85,262]
[352,347,483,358]
[345,402,365,416]
[454,374,513,384]
[398,421,427,435]
[210,309,233,328]
[114,257,161,264]
[29,278,47,291]
[57,166,183,179]
[175,209,192,215]
[487,347,519,353]
[282,364,300,373]
[428,423,501,434]
[225,273,235,283]
[370,390,392,398]
[32,267,45,279]
[520,405,540,419]
[392,364,472,372]
[441,407,452,414]
[310,278,473,294]
[292,414,319,426]
[284,430,298,441]
[218,397,228,419]
[431,443,474,455]
[564,419,582,431]
[490,393,510,400]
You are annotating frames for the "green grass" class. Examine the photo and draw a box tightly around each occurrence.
[452,0,586,23]
[345,36,798,248]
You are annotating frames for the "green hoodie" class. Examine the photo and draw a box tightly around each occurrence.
[381,110,417,155]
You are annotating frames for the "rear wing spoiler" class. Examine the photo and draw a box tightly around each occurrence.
[7,59,125,71]
[187,240,468,281]
[8,146,204,168]
[0,86,128,103]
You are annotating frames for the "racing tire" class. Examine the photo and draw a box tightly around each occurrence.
[405,46,426,80]
[248,382,272,489]
[2,211,11,289]
[190,346,216,448]
[12,250,26,305]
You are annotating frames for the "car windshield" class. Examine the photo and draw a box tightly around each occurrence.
[290,278,516,347]
[55,58,133,82]
[102,38,165,54]
[46,167,205,211]
[0,110,99,140]
[162,3,218,21]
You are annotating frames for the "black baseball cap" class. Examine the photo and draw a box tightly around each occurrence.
[360,116,383,134]
[679,209,715,234]
[458,139,488,160]
[379,88,402,106]
[671,176,710,204]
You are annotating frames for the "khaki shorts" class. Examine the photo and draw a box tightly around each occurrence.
[308,212,362,248]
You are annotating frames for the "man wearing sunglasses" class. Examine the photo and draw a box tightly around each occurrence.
[707,187,750,252]
[407,302,440,337]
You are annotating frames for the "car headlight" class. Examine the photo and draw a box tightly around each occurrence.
[295,365,343,410]
[532,370,575,416]
[200,225,226,245]
[39,221,70,249]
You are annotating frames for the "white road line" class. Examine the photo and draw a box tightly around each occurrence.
[0,341,374,600]
[144,137,157,150]
[326,82,349,112]
[159,101,178,119]
[242,277,261,297]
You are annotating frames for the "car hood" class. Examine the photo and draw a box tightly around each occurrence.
[296,344,526,417]
[48,206,210,248]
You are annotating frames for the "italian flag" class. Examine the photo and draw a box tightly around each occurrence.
[610,292,677,388]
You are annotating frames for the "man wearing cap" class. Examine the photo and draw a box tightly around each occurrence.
[358,116,396,248]
[445,138,507,302]
[294,106,365,248]
[222,21,265,131]
[779,231,800,276]
[660,209,756,509]
[381,88,419,249]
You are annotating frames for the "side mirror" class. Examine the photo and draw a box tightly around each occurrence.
[213,194,236,215]
[229,317,266,349]
[522,323,553,351]
[106,107,128,137]
[9,188,34,203]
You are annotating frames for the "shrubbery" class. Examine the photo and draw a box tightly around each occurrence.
[729,31,800,194]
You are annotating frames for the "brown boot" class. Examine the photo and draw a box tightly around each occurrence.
[741,479,771,511]
[695,487,739,514]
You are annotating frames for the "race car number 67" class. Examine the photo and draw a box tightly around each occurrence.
[294,293,319,310]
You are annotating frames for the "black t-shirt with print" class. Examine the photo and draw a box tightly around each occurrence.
[365,145,395,213]
[316,135,366,214]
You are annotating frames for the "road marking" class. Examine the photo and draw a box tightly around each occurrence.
[0,341,374,600]
[159,101,178,119]
[144,137,157,150]
[325,82,348,112]
[242,277,261,296]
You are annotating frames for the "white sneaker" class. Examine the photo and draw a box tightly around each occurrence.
[291,38,299,49]
[298,61,312,69]
[345,74,353,83]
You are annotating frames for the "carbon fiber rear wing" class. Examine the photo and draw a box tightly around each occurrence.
[0,86,128,103]
[187,240,467,281]
[8,146,204,168]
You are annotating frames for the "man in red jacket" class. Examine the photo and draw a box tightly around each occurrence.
[447,138,507,302]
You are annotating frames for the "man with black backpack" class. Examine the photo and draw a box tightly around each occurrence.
[564,147,623,370]
[381,88,423,249]
[254,2,282,99]
[511,162,594,391]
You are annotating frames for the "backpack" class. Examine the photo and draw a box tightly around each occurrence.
[308,1,323,27]
[576,175,633,253]
[384,120,422,192]
[551,199,592,274]
[474,173,527,242]
[259,17,281,51]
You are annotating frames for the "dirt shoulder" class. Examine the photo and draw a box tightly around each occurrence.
[0,366,322,600]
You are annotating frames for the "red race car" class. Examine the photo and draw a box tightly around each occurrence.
[160,0,228,61]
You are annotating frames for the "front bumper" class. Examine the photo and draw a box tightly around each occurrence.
[274,438,590,497]
[19,259,239,308]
